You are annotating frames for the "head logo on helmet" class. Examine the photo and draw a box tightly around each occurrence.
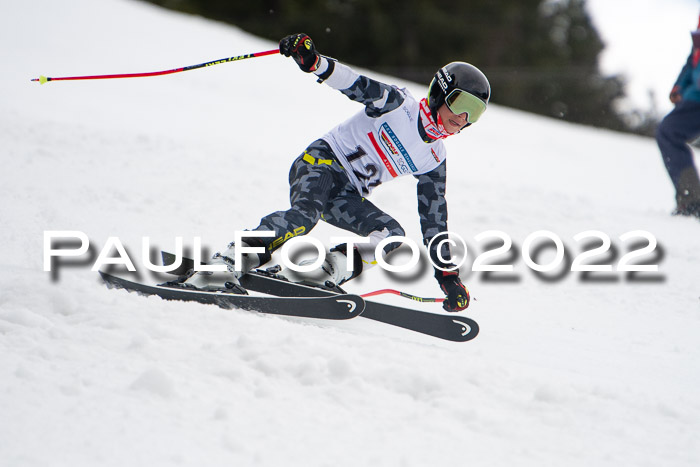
[428,62,491,126]
[436,68,451,92]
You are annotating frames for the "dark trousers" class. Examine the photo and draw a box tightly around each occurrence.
[656,100,700,190]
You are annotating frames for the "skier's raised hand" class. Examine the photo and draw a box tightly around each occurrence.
[279,33,321,72]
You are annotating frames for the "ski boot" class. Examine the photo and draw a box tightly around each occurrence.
[182,240,268,293]
[672,166,700,219]
[277,246,362,290]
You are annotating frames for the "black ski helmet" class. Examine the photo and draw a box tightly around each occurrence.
[427,62,491,124]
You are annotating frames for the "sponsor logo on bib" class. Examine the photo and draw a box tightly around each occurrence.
[378,123,417,175]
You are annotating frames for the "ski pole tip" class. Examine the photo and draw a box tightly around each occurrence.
[31,75,49,84]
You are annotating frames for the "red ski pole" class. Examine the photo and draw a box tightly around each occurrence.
[361,289,445,303]
[360,289,477,304]
[31,48,280,84]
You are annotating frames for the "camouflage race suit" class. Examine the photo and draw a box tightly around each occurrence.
[251,67,451,270]
[255,139,405,261]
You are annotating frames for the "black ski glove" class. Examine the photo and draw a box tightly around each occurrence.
[436,270,470,312]
[279,33,321,73]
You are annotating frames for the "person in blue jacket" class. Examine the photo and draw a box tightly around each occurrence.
[656,17,700,218]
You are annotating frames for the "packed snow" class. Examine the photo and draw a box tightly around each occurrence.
[1,0,699,466]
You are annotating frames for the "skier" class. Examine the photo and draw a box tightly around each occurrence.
[186,33,490,311]
[656,16,700,218]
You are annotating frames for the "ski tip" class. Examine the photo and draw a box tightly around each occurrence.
[335,294,366,318]
[97,270,117,290]
[97,270,112,283]
[449,316,479,341]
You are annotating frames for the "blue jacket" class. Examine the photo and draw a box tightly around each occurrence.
[675,48,700,102]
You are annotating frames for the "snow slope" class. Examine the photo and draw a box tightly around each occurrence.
[1,1,699,466]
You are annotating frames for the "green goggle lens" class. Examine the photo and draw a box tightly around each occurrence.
[445,89,487,123]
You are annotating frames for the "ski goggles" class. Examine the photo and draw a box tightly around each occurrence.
[445,89,487,124]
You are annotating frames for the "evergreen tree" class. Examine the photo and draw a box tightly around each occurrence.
[142,0,643,133]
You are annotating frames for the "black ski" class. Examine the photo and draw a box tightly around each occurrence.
[161,252,479,342]
[99,271,364,320]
